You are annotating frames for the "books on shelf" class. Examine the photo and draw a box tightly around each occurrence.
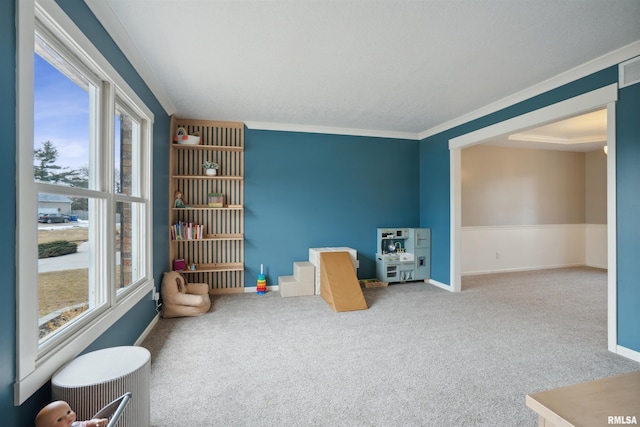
[171,221,205,240]
[208,192,224,207]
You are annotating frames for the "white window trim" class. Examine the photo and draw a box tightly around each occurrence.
[15,0,154,405]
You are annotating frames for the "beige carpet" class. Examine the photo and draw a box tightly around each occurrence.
[142,267,639,426]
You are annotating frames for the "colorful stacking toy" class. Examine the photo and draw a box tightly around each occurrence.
[257,264,267,294]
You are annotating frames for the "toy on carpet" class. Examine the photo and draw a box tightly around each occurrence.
[257,264,267,294]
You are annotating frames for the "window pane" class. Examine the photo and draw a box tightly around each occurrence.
[116,201,144,291]
[34,35,94,189]
[38,194,103,344]
[115,104,140,196]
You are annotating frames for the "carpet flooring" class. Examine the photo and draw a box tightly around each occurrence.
[141,267,639,426]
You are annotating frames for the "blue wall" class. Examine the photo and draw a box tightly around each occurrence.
[616,81,640,349]
[53,1,171,281]
[419,66,640,354]
[1,1,170,424]
[418,138,451,283]
[1,0,18,425]
[55,0,170,317]
[245,129,420,286]
[3,0,639,423]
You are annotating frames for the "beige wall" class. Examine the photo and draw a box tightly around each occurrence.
[585,149,607,224]
[461,145,587,226]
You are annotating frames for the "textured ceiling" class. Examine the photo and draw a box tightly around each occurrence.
[87,0,640,137]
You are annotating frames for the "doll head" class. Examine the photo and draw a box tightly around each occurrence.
[35,400,108,427]
[35,401,77,427]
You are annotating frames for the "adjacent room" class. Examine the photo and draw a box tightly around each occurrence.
[461,109,609,276]
[3,1,640,426]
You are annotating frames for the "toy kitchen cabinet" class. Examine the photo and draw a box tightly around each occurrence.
[376,228,430,283]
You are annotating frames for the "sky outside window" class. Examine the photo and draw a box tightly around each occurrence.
[34,52,90,173]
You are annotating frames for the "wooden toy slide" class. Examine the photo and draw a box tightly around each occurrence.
[319,251,368,312]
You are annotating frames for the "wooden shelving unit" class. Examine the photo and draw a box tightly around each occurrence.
[169,116,244,294]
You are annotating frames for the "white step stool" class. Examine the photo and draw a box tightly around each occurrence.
[279,261,315,297]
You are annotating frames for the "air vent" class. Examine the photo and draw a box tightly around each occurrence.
[619,55,640,88]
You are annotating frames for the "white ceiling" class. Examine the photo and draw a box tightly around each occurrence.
[86,0,640,139]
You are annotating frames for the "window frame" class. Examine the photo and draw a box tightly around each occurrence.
[15,1,155,405]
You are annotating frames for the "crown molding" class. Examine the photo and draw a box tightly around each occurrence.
[84,0,176,116]
[244,121,419,140]
[81,0,639,141]
[419,40,640,141]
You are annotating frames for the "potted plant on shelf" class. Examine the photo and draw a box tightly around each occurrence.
[202,160,219,176]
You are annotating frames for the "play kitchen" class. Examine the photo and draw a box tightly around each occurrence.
[376,228,431,283]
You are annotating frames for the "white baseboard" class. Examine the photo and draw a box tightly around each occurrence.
[615,345,640,363]
[135,312,160,346]
[244,285,279,293]
[427,279,453,292]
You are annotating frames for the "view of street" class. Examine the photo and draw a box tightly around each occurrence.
[38,221,89,272]
[38,220,121,272]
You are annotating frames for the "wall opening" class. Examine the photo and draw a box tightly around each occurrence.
[449,84,618,352]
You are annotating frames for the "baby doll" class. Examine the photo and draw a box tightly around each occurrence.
[174,190,187,208]
[35,400,108,427]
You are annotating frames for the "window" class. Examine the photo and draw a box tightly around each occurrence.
[114,102,145,292]
[34,30,104,347]
[15,2,154,404]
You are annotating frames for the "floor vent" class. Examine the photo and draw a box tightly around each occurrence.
[619,55,640,88]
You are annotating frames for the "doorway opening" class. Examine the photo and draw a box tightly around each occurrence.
[460,108,608,276]
[449,84,618,352]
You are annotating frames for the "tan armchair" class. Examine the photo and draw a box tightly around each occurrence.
[160,271,211,318]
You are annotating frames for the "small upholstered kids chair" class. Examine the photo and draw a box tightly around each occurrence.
[160,271,211,318]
